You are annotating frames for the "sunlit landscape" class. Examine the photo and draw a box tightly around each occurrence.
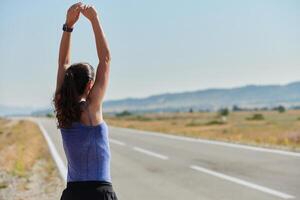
[105,110,300,151]
[1,0,300,199]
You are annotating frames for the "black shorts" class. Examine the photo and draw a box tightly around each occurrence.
[60,181,118,200]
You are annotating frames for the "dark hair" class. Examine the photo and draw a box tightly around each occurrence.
[52,62,95,129]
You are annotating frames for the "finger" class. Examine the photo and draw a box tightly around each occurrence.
[79,4,85,9]
[79,4,85,11]
[70,4,77,10]
[75,10,80,16]
[75,6,81,12]
[79,5,85,13]
[73,2,82,7]
[73,4,83,13]
[70,2,82,11]
[74,2,83,9]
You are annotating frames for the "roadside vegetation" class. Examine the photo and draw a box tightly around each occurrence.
[104,110,300,151]
[0,117,63,200]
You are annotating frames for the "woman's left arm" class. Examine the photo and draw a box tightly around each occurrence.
[55,2,82,94]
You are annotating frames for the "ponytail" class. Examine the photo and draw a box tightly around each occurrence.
[53,63,94,129]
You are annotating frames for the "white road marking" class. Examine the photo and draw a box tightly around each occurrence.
[190,165,295,199]
[35,120,67,183]
[133,146,169,160]
[109,138,126,146]
[114,127,300,158]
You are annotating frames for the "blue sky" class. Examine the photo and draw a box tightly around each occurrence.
[0,0,299,108]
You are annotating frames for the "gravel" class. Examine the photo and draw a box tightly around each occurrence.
[0,159,64,200]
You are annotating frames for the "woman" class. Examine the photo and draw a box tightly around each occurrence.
[52,2,118,200]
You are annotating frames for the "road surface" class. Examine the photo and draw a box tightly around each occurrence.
[27,117,300,200]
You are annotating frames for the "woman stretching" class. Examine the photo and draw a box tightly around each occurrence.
[53,2,118,200]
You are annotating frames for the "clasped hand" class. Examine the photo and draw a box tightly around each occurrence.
[65,2,98,28]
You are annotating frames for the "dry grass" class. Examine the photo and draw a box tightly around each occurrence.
[105,110,300,151]
[0,117,64,200]
[0,117,55,177]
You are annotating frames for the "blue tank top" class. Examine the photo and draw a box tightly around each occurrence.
[59,102,111,183]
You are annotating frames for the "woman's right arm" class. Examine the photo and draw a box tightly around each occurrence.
[55,2,82,95]
[81,6,111,110]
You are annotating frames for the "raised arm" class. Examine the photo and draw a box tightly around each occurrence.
[55,2,82,94]
[81,5,111,109]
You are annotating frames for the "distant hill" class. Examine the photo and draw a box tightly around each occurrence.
[1,81,299,116]
[103,81,300,113]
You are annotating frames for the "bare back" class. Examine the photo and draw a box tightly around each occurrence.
[79,99,104,126]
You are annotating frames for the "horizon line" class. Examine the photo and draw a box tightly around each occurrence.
[104,80,300,102]
[1,80,299,109]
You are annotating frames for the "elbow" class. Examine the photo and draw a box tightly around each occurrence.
[99,51,111,67]
[105,55,111,63]
[99,48,111,64]
[105,50,111,63]
[103,48,111,63]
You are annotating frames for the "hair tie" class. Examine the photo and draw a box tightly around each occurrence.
[66,70,74,78]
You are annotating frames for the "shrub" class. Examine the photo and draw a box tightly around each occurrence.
[46,113,53,118]
[247,113,264,120]
[232,105,242,111]
[218,108,229,116]
[273,105,286,113]
[205,120,226,125]
[116,110,132,117]
[277,106,286,113]
[185,119,226,127]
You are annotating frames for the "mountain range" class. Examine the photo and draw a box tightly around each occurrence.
[102,81,300,113]
[1,81,299,116]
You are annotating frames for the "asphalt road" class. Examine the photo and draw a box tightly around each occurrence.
[25,117,300,200]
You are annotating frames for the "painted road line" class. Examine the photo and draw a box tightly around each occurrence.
[115,127,300,158]
[109,138,126,146]
[36,120,67,183]
[133,147,169,160]
[190,165,295,199]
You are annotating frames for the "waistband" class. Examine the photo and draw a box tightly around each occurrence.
[67,181,112,189]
